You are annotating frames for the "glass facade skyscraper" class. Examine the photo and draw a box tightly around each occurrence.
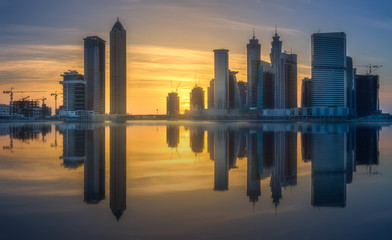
[84,36,106,114]
[311,32,347,108]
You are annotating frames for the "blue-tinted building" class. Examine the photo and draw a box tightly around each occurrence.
[355,75,379,117]
[311,32,347,108]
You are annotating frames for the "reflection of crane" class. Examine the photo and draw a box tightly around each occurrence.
[50,91,62,113]
[355,65,383,75]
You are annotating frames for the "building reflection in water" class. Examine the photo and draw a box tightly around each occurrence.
[84,126,105,204]
[166,125,180,148]
[110,125,127,221]
[190,128,204,154]
[200,123,380,208]
[59,124,86,169]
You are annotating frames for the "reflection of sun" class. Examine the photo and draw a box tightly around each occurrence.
[184,103,189,107]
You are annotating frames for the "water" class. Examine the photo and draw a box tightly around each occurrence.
[0,121,391,240]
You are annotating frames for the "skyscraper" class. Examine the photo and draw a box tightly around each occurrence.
[270,30,297,109]
[270,30,282,108]
[110,18,127,115]
[60,71,86,111]
[247,32,261,108]
[166,92,180,116]
[213,49,229,109]
[207,79,215,109]
[301,78,312,107]
[84,36,105,114]
[190,86,205,113]
[249,60,274,109]
[311,32,347,108]
[355,74,379,117]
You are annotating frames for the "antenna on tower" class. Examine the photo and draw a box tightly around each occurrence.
[253,27,255,39]
[117,16,119,21]
[275,24,277,35]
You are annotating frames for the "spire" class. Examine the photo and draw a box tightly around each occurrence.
[111,17,125,32]
[274,24,278,36]
[253,27,255,39]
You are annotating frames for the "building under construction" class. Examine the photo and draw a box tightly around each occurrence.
[12,98,52,119]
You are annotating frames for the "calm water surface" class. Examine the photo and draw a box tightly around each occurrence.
[0,121,391,240]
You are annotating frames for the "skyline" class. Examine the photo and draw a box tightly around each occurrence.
[0,0,391,114]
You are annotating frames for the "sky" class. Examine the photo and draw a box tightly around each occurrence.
[0,0,391,114]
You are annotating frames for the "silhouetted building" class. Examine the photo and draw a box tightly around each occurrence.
[301,132,312,162]
[166,125,180,148]
[228,70,243,109]
[311,32,347,108]
[214,49,229,109]
[84,127,105,204]
[247,32,261,108]
[355,75,379,117]
[84,36,105,114]
[60,71,86,111]
[207,79,214,109]
[237,81,247,110]
[110,125,127,220]
[249,60,274,109]
[270,29,282,109]
[110,18,127,115]
[346,57,355,116]
[190,86,205,113]
[301,78,312,107]
[166,92,180,116]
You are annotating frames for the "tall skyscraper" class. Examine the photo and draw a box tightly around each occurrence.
[281,53,297,108]
[213,49,229,109]
[60,71,86,111]
[301,77,312,107]
[190,86,205,113]
[355,74,379,117]
[311,32,347,108]
[228,70,242,109]
[270,29,282,108]
[166,92,180,116]
[207,79,215,109]
[270,30,297,109]
[110,18,127,115]
[249,60,275,109]
[247,32,261,108]
[84,36,106,114]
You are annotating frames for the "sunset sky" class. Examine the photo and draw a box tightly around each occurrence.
[0,0,391,114]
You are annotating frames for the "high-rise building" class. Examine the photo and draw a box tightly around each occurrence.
[60,71,86,111]
[270,31,297,109]
[281,53,297,108]
[166,92,180,116]
[228,70,242,109]
[237,81,247,110]
[213,49,229,109]
[207,79,215,109]
[311,32,347,108]
[110,18,127,115]
[355,74,379,117]
[301,78,312,107]
[247,33,261,108]
[248,60,274,109]
[190,86,205,113]
[84,36,106,114]
[270,30,282,108]
[346,57,355,115]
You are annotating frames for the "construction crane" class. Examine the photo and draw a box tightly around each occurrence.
[354,65,383,75]
[176,82,181,92]
[20,96,30,101]
[33,97,47,106]
[50,91,62,112]
[3,87,45,104]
